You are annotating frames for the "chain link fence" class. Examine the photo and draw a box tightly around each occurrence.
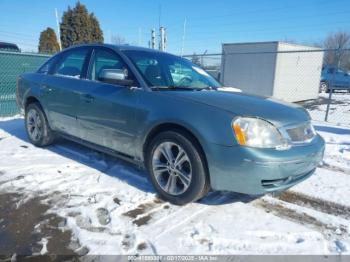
[0,48,349,127]
[184,48,350,127]
[0,51,50,117]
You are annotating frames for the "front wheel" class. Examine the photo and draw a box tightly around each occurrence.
[25,102,55,147]
[146,131,209,205]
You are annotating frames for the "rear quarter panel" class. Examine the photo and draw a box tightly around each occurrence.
[18,73,45,110]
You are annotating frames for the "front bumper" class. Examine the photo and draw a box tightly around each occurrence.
[205,134,325,194]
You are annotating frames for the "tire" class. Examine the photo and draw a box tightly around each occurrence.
[146,131,210,205]
[320,82,328,93]
[25,102,55,147]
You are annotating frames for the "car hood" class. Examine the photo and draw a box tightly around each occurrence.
[165,90,310,128]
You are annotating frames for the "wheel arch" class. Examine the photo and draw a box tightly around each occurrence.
[143,122,211,184]
[24,95,53,129]
[25,96,41,109]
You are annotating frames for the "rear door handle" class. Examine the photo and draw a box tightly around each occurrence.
[82,94,95,103]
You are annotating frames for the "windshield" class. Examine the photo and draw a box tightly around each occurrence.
[123,50,222,90]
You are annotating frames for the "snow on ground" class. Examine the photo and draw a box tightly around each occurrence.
[303,92,350,127]
[314,122,350,173]
[291,167,350,207]
[0,117,349,256]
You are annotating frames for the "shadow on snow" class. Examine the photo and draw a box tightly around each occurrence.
[0,118,258,206]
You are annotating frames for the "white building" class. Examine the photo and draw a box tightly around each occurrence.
[220,41,324,102]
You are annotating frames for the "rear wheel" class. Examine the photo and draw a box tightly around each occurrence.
[25,102,55,147]
[320,82,329,93]
[146,131,209,205]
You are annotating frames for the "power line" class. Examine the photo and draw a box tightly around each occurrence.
[170,21,350,45]
[166,0,333,29]
[170,9,350,34]
[0,29,38,39]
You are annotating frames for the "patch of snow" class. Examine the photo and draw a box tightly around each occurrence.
[291,168,350,208]
[314,122,350,172]
[0,117,350,255]
[39,238,48,255]
[307,93,350,127]
[217,86,242,92]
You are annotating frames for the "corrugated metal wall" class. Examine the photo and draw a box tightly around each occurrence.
[273,43,324,102]
[220,42,324,102]
[220,42,278,97]
[0,51,50,116]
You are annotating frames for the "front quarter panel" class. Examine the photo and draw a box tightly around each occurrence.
[134,91,236,160]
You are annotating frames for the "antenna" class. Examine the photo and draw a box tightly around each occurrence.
[201,50,208,66]
[138,27,142,46]
[108,30,112,44]
[55,8,62,50]
[181,18,187,57]
[158,4,162,29]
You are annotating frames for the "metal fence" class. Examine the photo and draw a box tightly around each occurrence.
[184,48,350,127]
[0,48,349,127]
[0,51,50,116]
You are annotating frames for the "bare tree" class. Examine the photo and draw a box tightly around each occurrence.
[111,35,127,45]
[323,31,350,70]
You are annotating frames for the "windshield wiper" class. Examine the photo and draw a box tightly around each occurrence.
[196,86,215,91]
[150,85,218,91]
[150,85,195,91]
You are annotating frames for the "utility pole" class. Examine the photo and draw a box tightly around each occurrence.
[151,29,156,49]
[164,27,167,51]
[181,18,187,57]
[55,8,62,50]
[159,27,165,51]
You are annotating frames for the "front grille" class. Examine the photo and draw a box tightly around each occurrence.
[286,122,315,143]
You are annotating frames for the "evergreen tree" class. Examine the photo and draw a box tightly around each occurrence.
[90,13,104,43]
[60,1,104,48]
[38,27,60,54]
[60,7,74,49]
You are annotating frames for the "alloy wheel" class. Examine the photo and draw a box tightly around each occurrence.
[26,108,43,142]
[320,82,328,93]
[152,142,192,195]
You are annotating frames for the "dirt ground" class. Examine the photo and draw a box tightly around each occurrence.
[0,193,79,261]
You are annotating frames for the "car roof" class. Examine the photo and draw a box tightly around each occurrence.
[0,42,19,48]
[64,43,170,55]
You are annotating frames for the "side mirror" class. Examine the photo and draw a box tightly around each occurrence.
[98,69,134,87]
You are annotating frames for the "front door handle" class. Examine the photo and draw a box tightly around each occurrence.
[41,84,52,92]
[82,94,95,103]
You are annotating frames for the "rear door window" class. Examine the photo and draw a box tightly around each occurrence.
[52,49,89,78]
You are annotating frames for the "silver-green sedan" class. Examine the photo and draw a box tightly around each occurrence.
[16,44,325,205]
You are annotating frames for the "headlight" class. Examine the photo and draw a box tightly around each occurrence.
[232,117,288,149]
